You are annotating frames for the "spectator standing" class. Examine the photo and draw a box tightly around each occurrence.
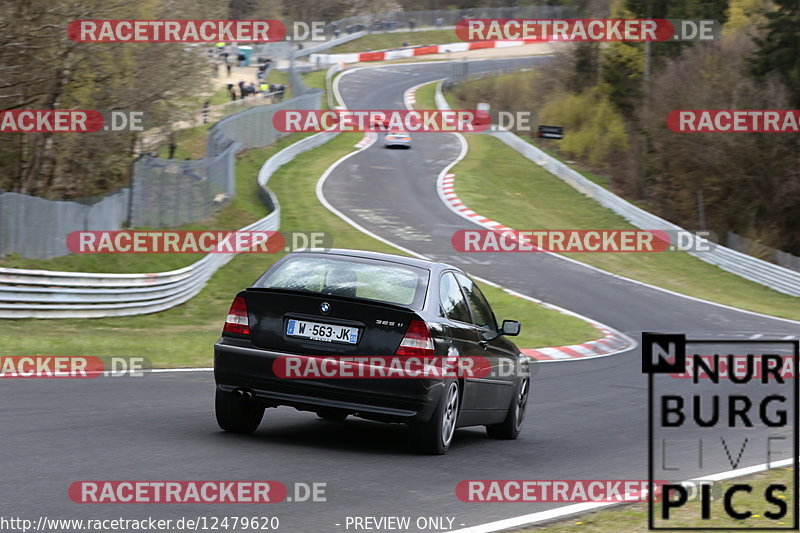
[168,133,177,159]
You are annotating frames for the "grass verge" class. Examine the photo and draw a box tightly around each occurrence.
[413,81,439,110]
[452,132,800,321]
[327,29,458,54]
[525,466,794,531]
[248,133,598,351]
[302,70,328,91]
[0,132,598,366]
[156,123,212,160]
[0,133,335,367]
[432,79,800,320]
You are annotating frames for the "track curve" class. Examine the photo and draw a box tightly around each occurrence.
[1,57,797,533]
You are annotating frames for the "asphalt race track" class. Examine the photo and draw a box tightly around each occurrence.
[2,58,798,532]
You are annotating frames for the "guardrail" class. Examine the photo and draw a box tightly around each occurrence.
[294,31,365,60]
[435,82,800,297]
[0,130,338,319]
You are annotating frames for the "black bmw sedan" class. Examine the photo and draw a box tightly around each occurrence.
[214,249,529,454]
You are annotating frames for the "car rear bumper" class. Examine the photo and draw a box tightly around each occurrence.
[214,337,445,423]
[384,139,411,148]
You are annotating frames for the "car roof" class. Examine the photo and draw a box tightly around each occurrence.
[290,248,459,273]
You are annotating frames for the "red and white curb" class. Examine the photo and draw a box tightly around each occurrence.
[406,87,417,105]
[354,131,377,148]
[403,80,444,111]
[441,173,510,230]
[312,39,539,66]
[440,172,634,362]
[521,326,631,361]
[332,73,635,364]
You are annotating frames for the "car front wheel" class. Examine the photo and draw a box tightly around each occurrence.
[486,376,528,439]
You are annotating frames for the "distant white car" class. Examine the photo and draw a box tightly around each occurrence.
[384,131,412,149]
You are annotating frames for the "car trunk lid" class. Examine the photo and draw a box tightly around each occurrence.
[244,288,419,357]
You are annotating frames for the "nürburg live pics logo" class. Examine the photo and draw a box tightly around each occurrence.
[643,332,799,529]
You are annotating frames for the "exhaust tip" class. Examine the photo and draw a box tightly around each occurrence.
[232,388,255,400]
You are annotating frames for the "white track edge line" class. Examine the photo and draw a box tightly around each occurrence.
[449,458,797,533]
[422,79,800,327]
[313,83,637,365]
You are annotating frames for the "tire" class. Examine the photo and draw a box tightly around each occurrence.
[486,377,529,440]
[317,410,348,421]
[215,389,264,434]
[409,380,460,455]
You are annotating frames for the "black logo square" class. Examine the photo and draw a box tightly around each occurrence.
[642,332,686,374]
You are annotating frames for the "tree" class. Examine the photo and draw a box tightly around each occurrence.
[640,35,800,253]
[229,0,260,20]
[0,0,215,197]
[750,0,800,106]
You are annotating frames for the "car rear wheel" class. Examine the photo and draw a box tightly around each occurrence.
[409,380,460,455]
[486,377,528,439]
[215,389,264,434]
[317,410,348,421]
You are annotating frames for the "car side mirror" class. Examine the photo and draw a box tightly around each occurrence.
[500,320,521,336]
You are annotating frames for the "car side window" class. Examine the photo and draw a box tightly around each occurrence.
[439,272,472,323]
[454,273,497,330]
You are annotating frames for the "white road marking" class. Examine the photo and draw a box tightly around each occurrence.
[449,458,797,533]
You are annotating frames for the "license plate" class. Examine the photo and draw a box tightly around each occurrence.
[286,319,359,344]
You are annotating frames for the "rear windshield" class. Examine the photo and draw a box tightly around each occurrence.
[255,255,429,308]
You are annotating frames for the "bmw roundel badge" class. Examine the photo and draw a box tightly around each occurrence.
[320,302,330,313]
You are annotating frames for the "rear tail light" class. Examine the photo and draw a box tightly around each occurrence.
[223,295,250,336]
[395,319,435,357]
